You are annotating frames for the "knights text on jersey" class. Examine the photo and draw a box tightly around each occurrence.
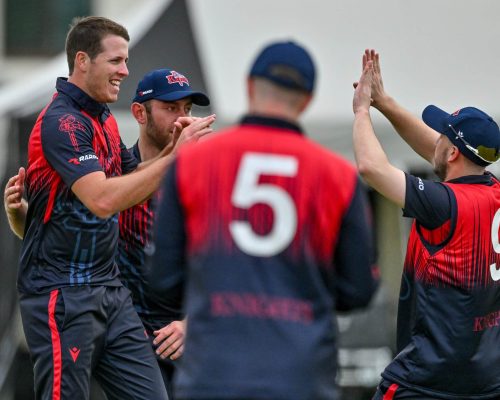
[384,175,500,399]
[18,78,138,294]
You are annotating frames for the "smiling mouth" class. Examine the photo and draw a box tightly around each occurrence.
[110,79,121,88]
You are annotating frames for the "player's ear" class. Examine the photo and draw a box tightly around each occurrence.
[75,51,90,73]
[247,78,255,100]
[131,102,147,124]
[448,145,460,162]
[297,93,313,114]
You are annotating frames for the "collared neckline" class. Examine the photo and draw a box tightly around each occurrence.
[56,77,109,117]
[240,114,304,135]
[447,172,497,185]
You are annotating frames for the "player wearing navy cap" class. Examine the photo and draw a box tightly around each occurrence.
[120,68,211,399]
[149,40,379,400]
[353,49,500,399]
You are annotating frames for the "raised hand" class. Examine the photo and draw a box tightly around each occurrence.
[363,49,387,109]
[353,60,374,115]
[172,114,216,153]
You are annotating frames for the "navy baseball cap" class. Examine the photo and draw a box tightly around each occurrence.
[422,105,500,166]
[132,68,210,106]
[249,40,315,93]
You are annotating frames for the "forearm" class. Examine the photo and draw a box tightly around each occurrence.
[73,154,173,218]
[353,110,406,207]
[353,110,391,176]
[374,95,438,163]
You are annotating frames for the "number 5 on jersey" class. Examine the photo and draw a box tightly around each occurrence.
[229,153,298,257]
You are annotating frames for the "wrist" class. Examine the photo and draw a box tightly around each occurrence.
[354,108,371,117]
[373,94,394,113]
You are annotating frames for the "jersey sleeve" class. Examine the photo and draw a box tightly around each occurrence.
[403,173,453,229]
[120,138,139,174]
[148,161,187,298]
[333,177,379,312]
[41,111,103,188]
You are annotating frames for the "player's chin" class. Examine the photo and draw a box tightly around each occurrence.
[106,93,119,103]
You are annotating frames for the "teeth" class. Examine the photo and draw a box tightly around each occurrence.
[110,80,120,87]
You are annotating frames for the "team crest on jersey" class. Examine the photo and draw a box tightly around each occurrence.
[166,71,189,86]
[59,114,85,151]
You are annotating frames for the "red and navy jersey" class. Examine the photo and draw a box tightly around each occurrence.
[383,173,500,399]
[117,142,183,332]
[149,115,378,400]
[18,78,138,294]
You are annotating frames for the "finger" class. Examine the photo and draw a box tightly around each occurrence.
[18,167,26,185]
[5,175,19,189]
[5,193,22,209]
[5,185,22,200]
[192,127,213,139]
[175,117,196,128]
[374,52,380,74]
[193,115,216,129]
[156,335,182,357]
[152,329,172,345]
[169,344,185,361]
[172,122,183,140]
[182,118,215,138]
[5,190,22,203]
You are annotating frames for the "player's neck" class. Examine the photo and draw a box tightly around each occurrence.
[248,103,300,124]
[137,135,161,162]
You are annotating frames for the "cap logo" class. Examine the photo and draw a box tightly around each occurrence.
[139,89,153,97]
[166,71,189,87]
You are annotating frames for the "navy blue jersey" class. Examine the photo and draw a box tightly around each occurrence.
[117,142,183,332]
[149,116,378,400]
[382,172,500,399]
[18,78,138,294]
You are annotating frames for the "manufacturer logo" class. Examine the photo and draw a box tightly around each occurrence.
[69,347,81,363]
[68,158,80,165]
[166,71,189,86]
[78,154,98,162]
[139,89,153,96]
[417,177,424,191]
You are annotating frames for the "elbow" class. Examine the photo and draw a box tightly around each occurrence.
[336,280,379,312]
[357,160,378,183]
[86,198,116,219]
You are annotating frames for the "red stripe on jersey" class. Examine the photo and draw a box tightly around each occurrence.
[383,383,398,400]
[82,110,123,177]
[26,99,63,223]
[43,175,62,223]
[406,178,500,288]
[48,289,62,400]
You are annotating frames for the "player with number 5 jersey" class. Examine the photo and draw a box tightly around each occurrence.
[149,40,379,400]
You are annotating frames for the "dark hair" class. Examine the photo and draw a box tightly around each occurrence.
[65,16,130,75]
